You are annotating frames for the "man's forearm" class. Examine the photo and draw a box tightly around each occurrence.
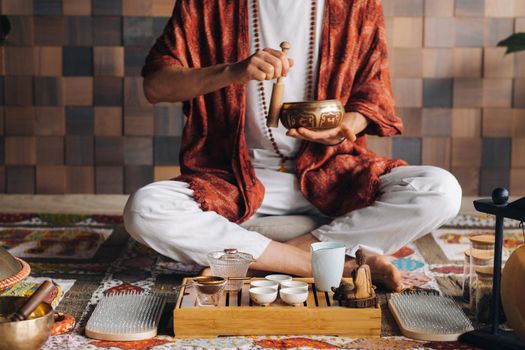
[143,63,238,104]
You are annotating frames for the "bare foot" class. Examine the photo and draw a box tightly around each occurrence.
[344,255,403,292]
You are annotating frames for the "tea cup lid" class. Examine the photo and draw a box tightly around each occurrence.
[207,248,255,264]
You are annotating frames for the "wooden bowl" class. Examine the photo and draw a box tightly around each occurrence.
[0,247,31,293]
[279,99,344,130]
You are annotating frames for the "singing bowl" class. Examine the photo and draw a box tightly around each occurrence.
[279,99,345,130]
[0,297,54,350]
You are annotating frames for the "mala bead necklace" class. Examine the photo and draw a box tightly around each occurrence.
[251,0,317,172]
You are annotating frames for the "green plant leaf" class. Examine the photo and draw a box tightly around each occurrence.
[498,32,525,54]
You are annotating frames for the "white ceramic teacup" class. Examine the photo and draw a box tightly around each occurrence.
[265,274,293,286]
[249,287,278,306]
[280,287,308,306]
[250,279,279,290]
[280,280,308,292]
[311,242,346,292]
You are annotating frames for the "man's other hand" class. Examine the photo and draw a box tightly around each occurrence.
[230,48,294,84]
[286,112,369,146]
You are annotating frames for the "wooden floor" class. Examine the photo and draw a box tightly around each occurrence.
[0,195,483,215]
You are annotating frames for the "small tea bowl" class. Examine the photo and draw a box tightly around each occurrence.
[279,99,345,130]
[249,287,278,306]
[280,287,308,306]
[250,280,279,290]
[280,280,308,292]
[265,274,293,286]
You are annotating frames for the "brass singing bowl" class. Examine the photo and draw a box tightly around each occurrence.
[0,297,54,350]
[279,99,345,130]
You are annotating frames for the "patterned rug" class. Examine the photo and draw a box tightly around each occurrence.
[2,212,520,349]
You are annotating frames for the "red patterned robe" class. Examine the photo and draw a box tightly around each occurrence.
[142,0,407,224]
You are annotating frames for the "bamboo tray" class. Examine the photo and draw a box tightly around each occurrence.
[173,278,381,338]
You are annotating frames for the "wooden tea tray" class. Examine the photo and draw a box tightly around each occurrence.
[173,278,381,338]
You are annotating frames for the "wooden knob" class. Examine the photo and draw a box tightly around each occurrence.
[280,41,291,55]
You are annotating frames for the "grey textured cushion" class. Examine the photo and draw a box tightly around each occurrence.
[240,215,332,242]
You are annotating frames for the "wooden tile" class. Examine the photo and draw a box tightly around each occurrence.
[513,109,525,137]
[480,168,510,196]
[1,0,33,14]
[36,165,65,194]
[482,138,511,168]
[125,165,153,194]
[453,78,483,107]
[424,0,454,17]
[93,17,122,46]
[392,78,423,107]
[92,0,122,15]
[516,0,525,16]
[95,136,124,165]
[451,138,482,167]
[63,46,93,76]
[154,136,181,165]
[422,137,451,169]
[94,107,122,136]
[65,166,94,193]
[485,0,514,17]
[0,49,4,76]
[514,79,525,108]
[33,46,62,76]
[391,17,423,48]
[451,167,480,196]
[424,18,455,47]
[453,48,482,78]
[0,167,4,193]
[389,48,423,78]
[35,107,65,135]
[36,136,64,165]
[34,16,66,46]
[455,0,485,17]
[5,76,33,106]
[392,137,422,165]
[384,17,394,48]
[7,16,34,45]
[484,47,514,78]
[66,106,93,135]
[63,77,93,106]
[0,77,3,105]
[482,108,512,137]
[124,106,154,135]
[0,108,4,135]
[510,169,525,196]
[483,79,512,108]
[365,136,392,158]
[516,52,525,78]
[5,47,34,76]
[381,0,423,16]
[124,137,153,165]
[6,166,35,194]
[422,49,453,78]
[5,137,36,164]
[94,77,123,106]
[455,18,485,47]
[0,137,3,165]
[94,47,124,76]
[511,138,525,167]
[96,166,123,194]
[153,165,180,181]
[62,0,91,15]
[67,16,93,46]
[154,105,184,136]
[65,136,93,165]
[123,0,152,16]
[396,108,423,137]
[422,108,451,136]
[123,17,154,46]
[34,0,62,15]
[5,107,35,135]
[423,79,453,107]
[484,18,513,47]
[517,18,525,32]
[125,46,150,76]
[151,0,174,16]
[33,77,64,106]
[451,108,481,137]
[124,77,150,107]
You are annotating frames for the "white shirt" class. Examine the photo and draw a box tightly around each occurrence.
[245,0,325,173]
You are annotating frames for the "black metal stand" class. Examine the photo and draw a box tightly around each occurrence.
[459,189,525,350]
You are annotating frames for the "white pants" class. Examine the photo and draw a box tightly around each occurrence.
[123,166,462,266]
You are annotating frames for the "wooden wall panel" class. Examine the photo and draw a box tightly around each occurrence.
[36,165,66,194]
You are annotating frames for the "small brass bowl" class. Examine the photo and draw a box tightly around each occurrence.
[0,297,54,350]
[279,99,345,130]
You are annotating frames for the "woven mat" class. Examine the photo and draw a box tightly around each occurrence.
[0,213,504,350]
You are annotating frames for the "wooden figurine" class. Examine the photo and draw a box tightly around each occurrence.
[332,249,379,308]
